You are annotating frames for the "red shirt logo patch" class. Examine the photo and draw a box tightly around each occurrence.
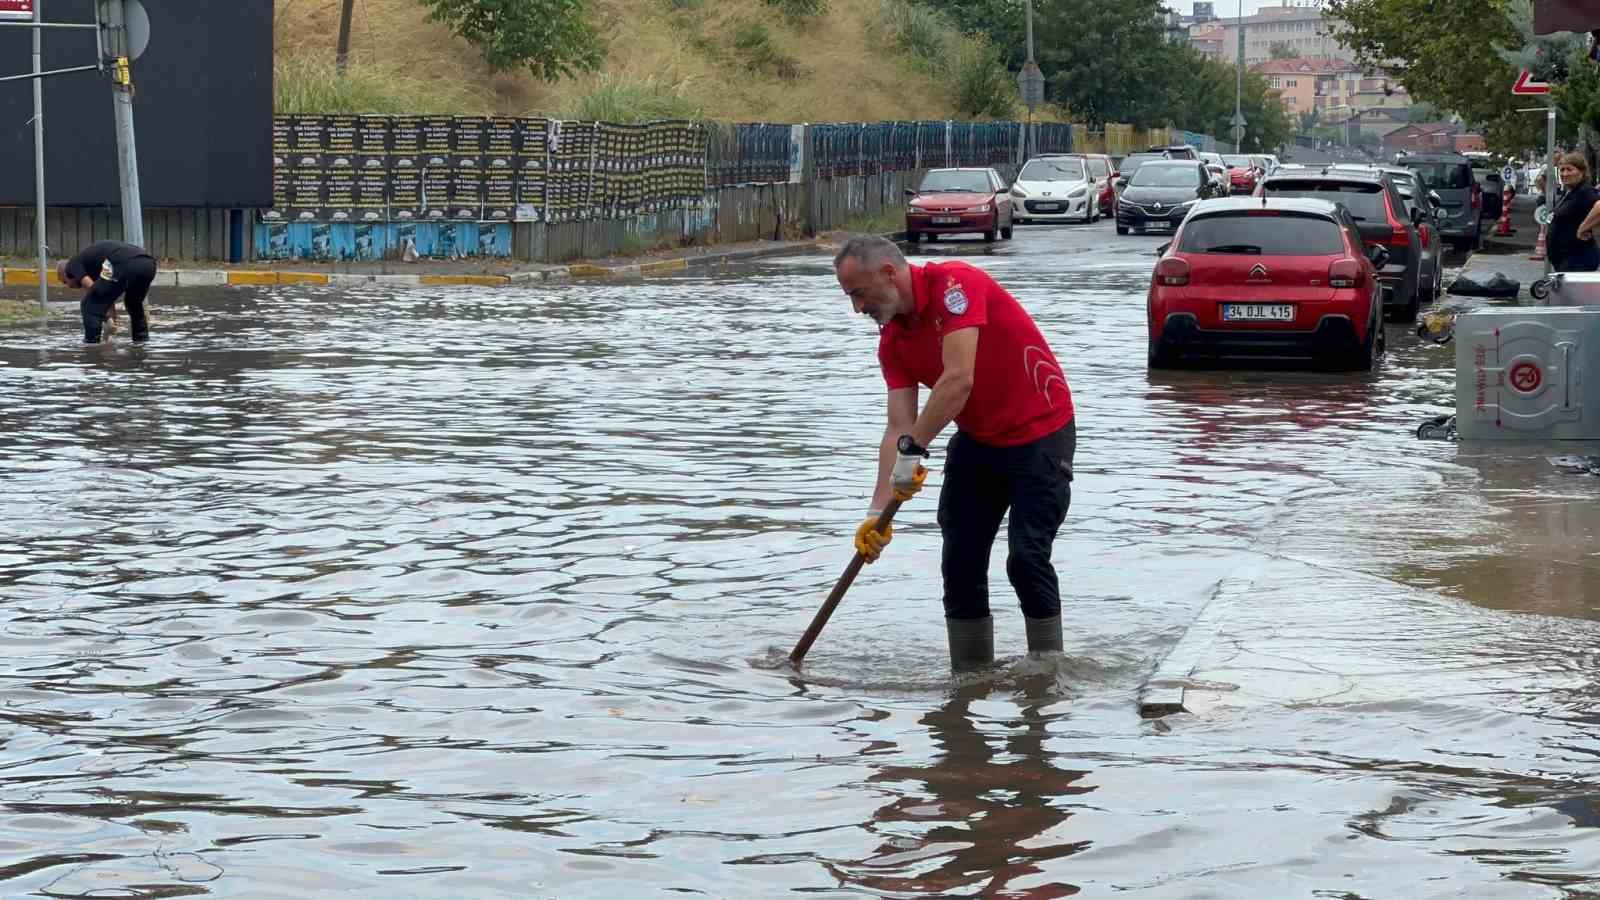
[944,286,969,315]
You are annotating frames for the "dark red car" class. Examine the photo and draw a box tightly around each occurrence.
[1147,197,1389,370]
[904,167,1014,243]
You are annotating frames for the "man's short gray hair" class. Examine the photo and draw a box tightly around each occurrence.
[833,234,907,271]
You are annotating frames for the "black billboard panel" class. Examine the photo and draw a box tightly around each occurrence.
[356,116,390,155]
[324,169,356,223]
[389,168,421,222]
[355,169,388,223]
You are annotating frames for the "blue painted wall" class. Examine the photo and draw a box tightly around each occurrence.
[254,221,513,262]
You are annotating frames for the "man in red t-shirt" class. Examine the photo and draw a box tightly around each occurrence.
[833,235,1076,670]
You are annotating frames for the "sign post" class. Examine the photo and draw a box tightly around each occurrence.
[32,0,44,311]
[100,0,143,247]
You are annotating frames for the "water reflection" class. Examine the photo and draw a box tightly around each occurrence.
[828,678,1090,898]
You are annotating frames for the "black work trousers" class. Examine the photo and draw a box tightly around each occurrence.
[82,257,157,343]
[938,420,1075,621]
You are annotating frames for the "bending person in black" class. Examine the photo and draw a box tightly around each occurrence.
[57,241,158,344]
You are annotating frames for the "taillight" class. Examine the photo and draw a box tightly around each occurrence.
[1155,257,1190,286]
[1381,196,1410,246]
[1419,223,1431,245]
[1470,183,1481,210]
[1329,259,1361,289]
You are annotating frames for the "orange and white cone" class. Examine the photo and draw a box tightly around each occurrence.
[1531,222,1548,262]
[1495,188,1515,237]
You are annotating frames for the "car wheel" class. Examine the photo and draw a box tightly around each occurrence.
[1001,224,1014,240]
[1346,310,1380,371]
[1148,339,1177,369]
[984,229,997,242]
[1117,225,1130,236]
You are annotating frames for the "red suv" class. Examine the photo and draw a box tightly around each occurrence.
[1147,197,1388,370]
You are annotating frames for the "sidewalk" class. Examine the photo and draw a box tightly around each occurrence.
[0,232,852,292]
[1449,194,1548,303]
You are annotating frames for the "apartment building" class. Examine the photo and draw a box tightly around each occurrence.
[1196,2,1348,66]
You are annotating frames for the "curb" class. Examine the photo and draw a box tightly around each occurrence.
[1137,561,1262,719]
[0,240,826,290]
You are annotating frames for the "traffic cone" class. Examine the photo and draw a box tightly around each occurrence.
[1494,188,1515,237]
[1531,222,1548,262]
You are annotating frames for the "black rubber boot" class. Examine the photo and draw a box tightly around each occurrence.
[946,616,994,672]
[1025,614,1063,655]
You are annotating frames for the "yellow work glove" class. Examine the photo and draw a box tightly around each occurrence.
[855,515,892,563]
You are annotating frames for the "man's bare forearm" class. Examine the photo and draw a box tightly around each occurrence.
[909,371,973,449]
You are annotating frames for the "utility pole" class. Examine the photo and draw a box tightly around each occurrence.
[1025,0,1034,158]
[32,0,47,311]
[336,0,354,74]
[1016,0,1044,160]
[102,0,143,246]
[1233,0,1245,151]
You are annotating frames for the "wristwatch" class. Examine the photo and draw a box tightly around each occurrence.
[897,434,929,458]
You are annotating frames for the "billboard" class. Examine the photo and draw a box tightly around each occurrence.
[0,0,272,207]
[0,1,32,21]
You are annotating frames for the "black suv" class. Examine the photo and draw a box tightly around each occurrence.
[1116,160,1225,235]
[1257,168,1426,322]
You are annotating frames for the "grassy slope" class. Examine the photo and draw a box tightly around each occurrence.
[273,0,960,121]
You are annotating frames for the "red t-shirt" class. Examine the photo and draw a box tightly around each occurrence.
[878,261,1074,448]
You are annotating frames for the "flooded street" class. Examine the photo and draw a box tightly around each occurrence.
[5,222,1600,898]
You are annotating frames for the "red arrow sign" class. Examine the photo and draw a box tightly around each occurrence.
[0,0,34,20]
[1513,69,1552,95]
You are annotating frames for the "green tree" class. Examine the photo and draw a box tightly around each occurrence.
[417,0,602,80]
[1297,109,1321,132]
[1326,0,1546,152]
[1034,0,1169,125]
[1269,41,1301,59]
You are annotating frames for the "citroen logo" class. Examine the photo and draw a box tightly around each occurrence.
[1249,263,1270,280]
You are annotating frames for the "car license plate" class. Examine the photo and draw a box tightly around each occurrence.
[1034,204,1059,212]
[1222,304,1294,322]
[932,216,961,224]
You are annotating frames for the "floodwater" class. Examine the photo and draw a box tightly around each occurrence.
[3,224,1600,898]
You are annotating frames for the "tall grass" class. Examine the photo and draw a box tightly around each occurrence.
[733,22,808,80]
[566,74,705,122]
[274,52,492,115]
[877,0,950,70]
[875,0,1016,118]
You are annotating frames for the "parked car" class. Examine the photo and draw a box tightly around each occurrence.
[1332,163,1446,303]
[1147,197,1388,370]
[1222,154,1261,194]
[1116,160,1225,235]
[1147,144,1200,161]
[1073,153,1118,217]
[1256,167,1425,322]
[1396,153,1482,252]
[1011,156,1099,224]
[1112,152,1176,217]
[1468,157,1505,222]
[1205,164,1230,193]
[1199,151,1227,169]
[904,167,1014,243]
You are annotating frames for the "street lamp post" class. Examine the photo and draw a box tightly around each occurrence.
[1233,0,1245,150]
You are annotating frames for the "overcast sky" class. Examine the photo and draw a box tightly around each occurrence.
[1171,1,1312,14]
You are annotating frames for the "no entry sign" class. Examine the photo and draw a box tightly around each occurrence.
[0,1,32,20]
